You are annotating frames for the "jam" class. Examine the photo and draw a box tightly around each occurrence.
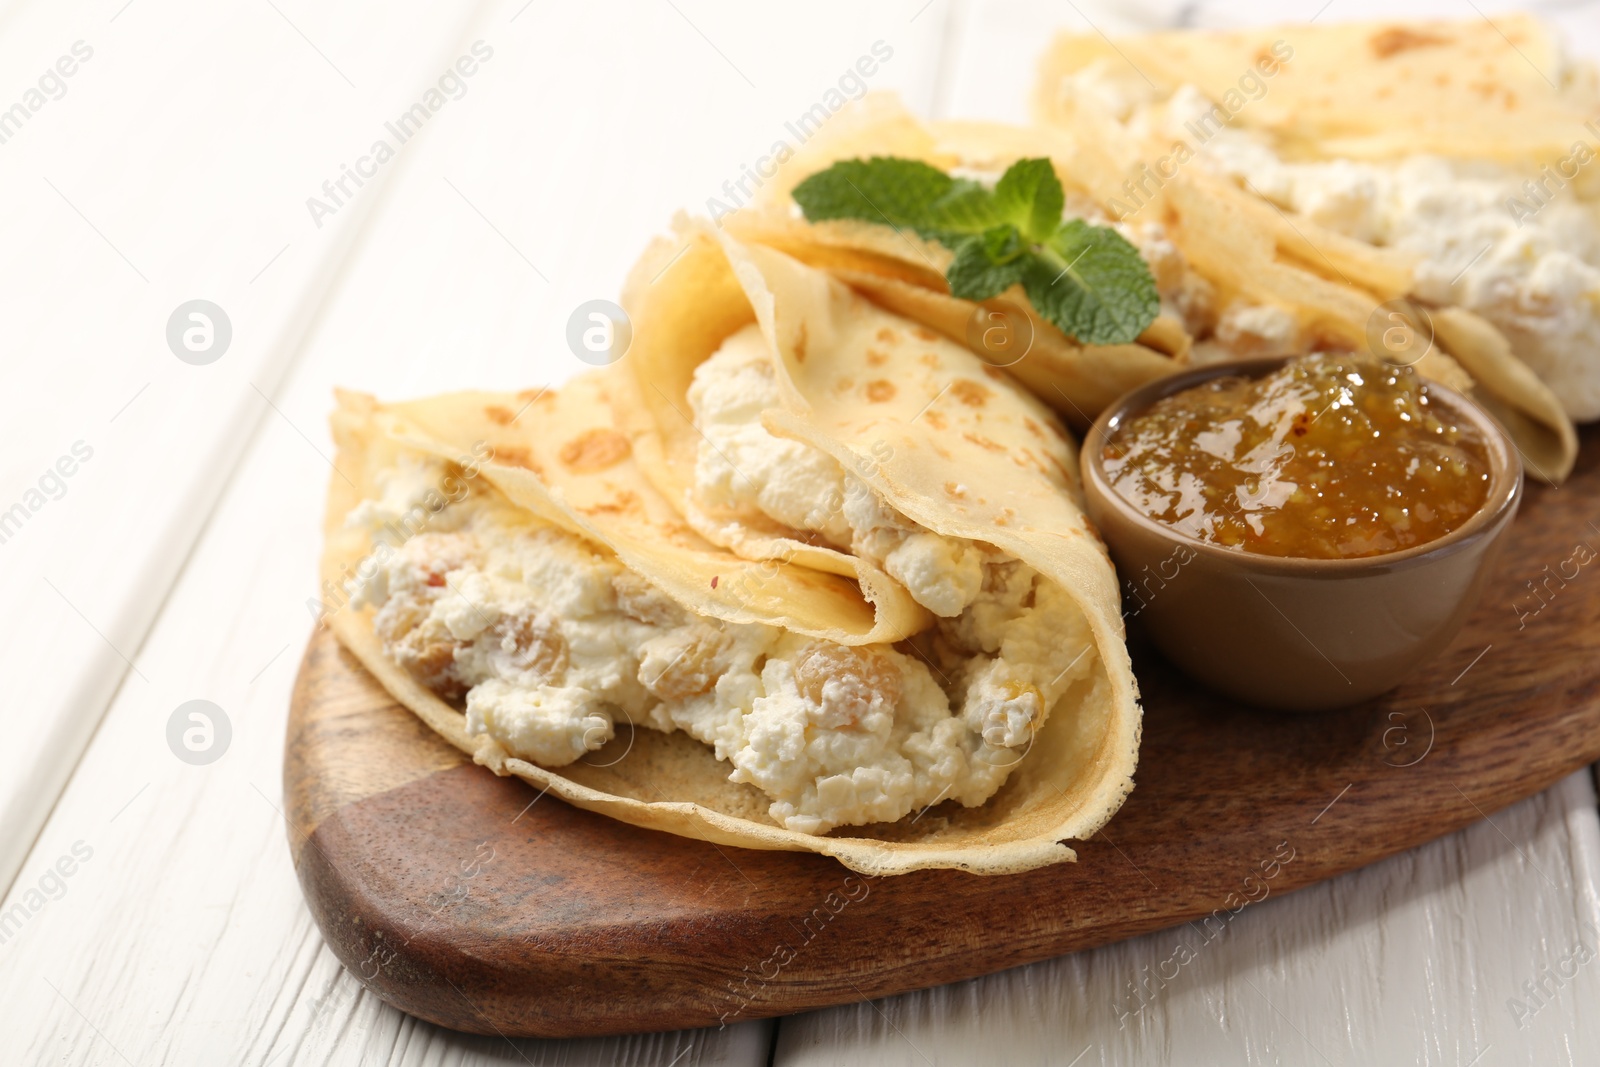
[1102,354,1492,559]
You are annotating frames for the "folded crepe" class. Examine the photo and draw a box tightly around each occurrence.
[721,90,1579,483]
[322,233,1142,873]
[1034,14,1600,164]
[719,94,1186,426]
[1031,19,1587,477]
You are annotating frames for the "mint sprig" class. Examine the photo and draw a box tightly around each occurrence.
[792,157,1159,346]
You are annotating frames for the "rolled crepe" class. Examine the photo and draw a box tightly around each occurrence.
[1034,15,1600,164]
[323,347,1140,873]
[1029,24,1585,477]
[614,215,1140,868]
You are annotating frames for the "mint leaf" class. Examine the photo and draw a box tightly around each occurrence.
[792,158,954,230]
[945,228,1028,302]
[991,158,1064,242]
[921,179,1002,235]
[1025,220,1160,346]
[793,156,1159,346]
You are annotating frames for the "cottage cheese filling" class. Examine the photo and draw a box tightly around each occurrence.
[1063,60,1600,419]
[687,324,1096,749]
[689,324,988,617]
[344,456,1095,834]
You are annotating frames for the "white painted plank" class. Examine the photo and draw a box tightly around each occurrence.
[0,0,495,897]
[0,2,956,1063]
[0,413,774,1067]
[773,771,1600,1067]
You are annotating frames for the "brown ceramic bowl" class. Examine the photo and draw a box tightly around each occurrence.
[1080,357,1523,711]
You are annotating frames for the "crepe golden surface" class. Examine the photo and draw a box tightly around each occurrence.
[322,228,1141,875]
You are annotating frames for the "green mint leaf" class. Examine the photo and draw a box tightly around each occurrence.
[792,158,954,230]
[945,227,1028,302]
[793,157,1159,347]
[991,158,1064,242]
[1024,219,1160,346]
[921,179,1002,236]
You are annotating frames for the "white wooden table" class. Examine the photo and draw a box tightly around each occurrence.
[2,1,1597,1063]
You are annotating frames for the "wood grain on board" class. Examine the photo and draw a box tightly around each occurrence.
[284,428,1600,1039]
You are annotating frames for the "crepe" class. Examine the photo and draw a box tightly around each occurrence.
[1035,14,1600,166]
[617,214,1140,867]
[1029,19,1586,477]
[712,92,1577,481]
[323,349,1140,874]
[720,94,1185,427]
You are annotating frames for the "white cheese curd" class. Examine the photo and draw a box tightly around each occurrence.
[1213,301,1303,358]
[685,323,1097,750]
[688,324,987,617]
[1123,220,1219,338]
[685,330,857,547]
[1049,56,1600,415]
[1058,60,1600,420]
[1053,56,1163,124]
[1205,144,1600,419]
[343,462,1093,834]
[935,560,1093,749]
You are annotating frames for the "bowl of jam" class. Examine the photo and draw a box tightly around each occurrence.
[1081,353,1522,711]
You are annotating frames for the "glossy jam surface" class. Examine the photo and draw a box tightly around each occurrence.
[1102,354,1493,559]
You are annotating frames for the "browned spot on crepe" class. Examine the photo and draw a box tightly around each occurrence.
[1369,26,1452,58]
[865,380,897,403]
[559,428,632,472]
[494,445,536,470]
[950,380,991,407]
[581,490,640,516]
[963,432,1005,453]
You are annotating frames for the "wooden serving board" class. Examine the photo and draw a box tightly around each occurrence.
[285,429,1600,1039]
